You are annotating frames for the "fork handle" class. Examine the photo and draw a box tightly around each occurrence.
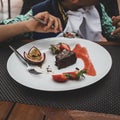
[9,45,28,66]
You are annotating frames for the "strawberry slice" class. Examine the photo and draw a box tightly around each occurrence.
[63,69,87,80]
[63,71,78,80]
[59,43,71,51]
[52,74,68,82]
[52,70,87,82]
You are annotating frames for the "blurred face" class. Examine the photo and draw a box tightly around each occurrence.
[61,0,99,11]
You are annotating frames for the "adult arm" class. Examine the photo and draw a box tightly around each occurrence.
[0,12,62,42]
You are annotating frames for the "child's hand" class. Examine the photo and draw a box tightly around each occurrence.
[111,16,120,36]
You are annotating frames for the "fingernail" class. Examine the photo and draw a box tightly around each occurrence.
[111,32,113,35]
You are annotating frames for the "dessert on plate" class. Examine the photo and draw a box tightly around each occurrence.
[24,46,45,65]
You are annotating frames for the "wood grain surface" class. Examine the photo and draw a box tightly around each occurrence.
[0,101,120,120]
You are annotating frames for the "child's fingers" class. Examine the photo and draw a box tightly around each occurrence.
[112,16,120,26]
[116,22,120,28]
[57,18,63,32]
[111,27,120,36]
[52,17,63,33]
[43,18,55,32]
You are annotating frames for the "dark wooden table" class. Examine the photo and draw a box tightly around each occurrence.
[1,41,120,120]
[1,101,120,120]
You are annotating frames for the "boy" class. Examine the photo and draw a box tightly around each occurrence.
[0,0,118,41]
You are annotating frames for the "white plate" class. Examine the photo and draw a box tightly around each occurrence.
[7,37,112,91]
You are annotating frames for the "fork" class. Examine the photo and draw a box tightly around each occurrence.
[28,14,47,25]
[9,45,42,75]
[28,14,54,29]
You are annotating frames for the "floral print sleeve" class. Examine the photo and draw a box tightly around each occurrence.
[0,10,32,24]
[0,10,33,40]
[100,3,120,41]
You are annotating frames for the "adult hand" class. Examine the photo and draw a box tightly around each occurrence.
[0,11,63,42]
[25,11,63,33]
